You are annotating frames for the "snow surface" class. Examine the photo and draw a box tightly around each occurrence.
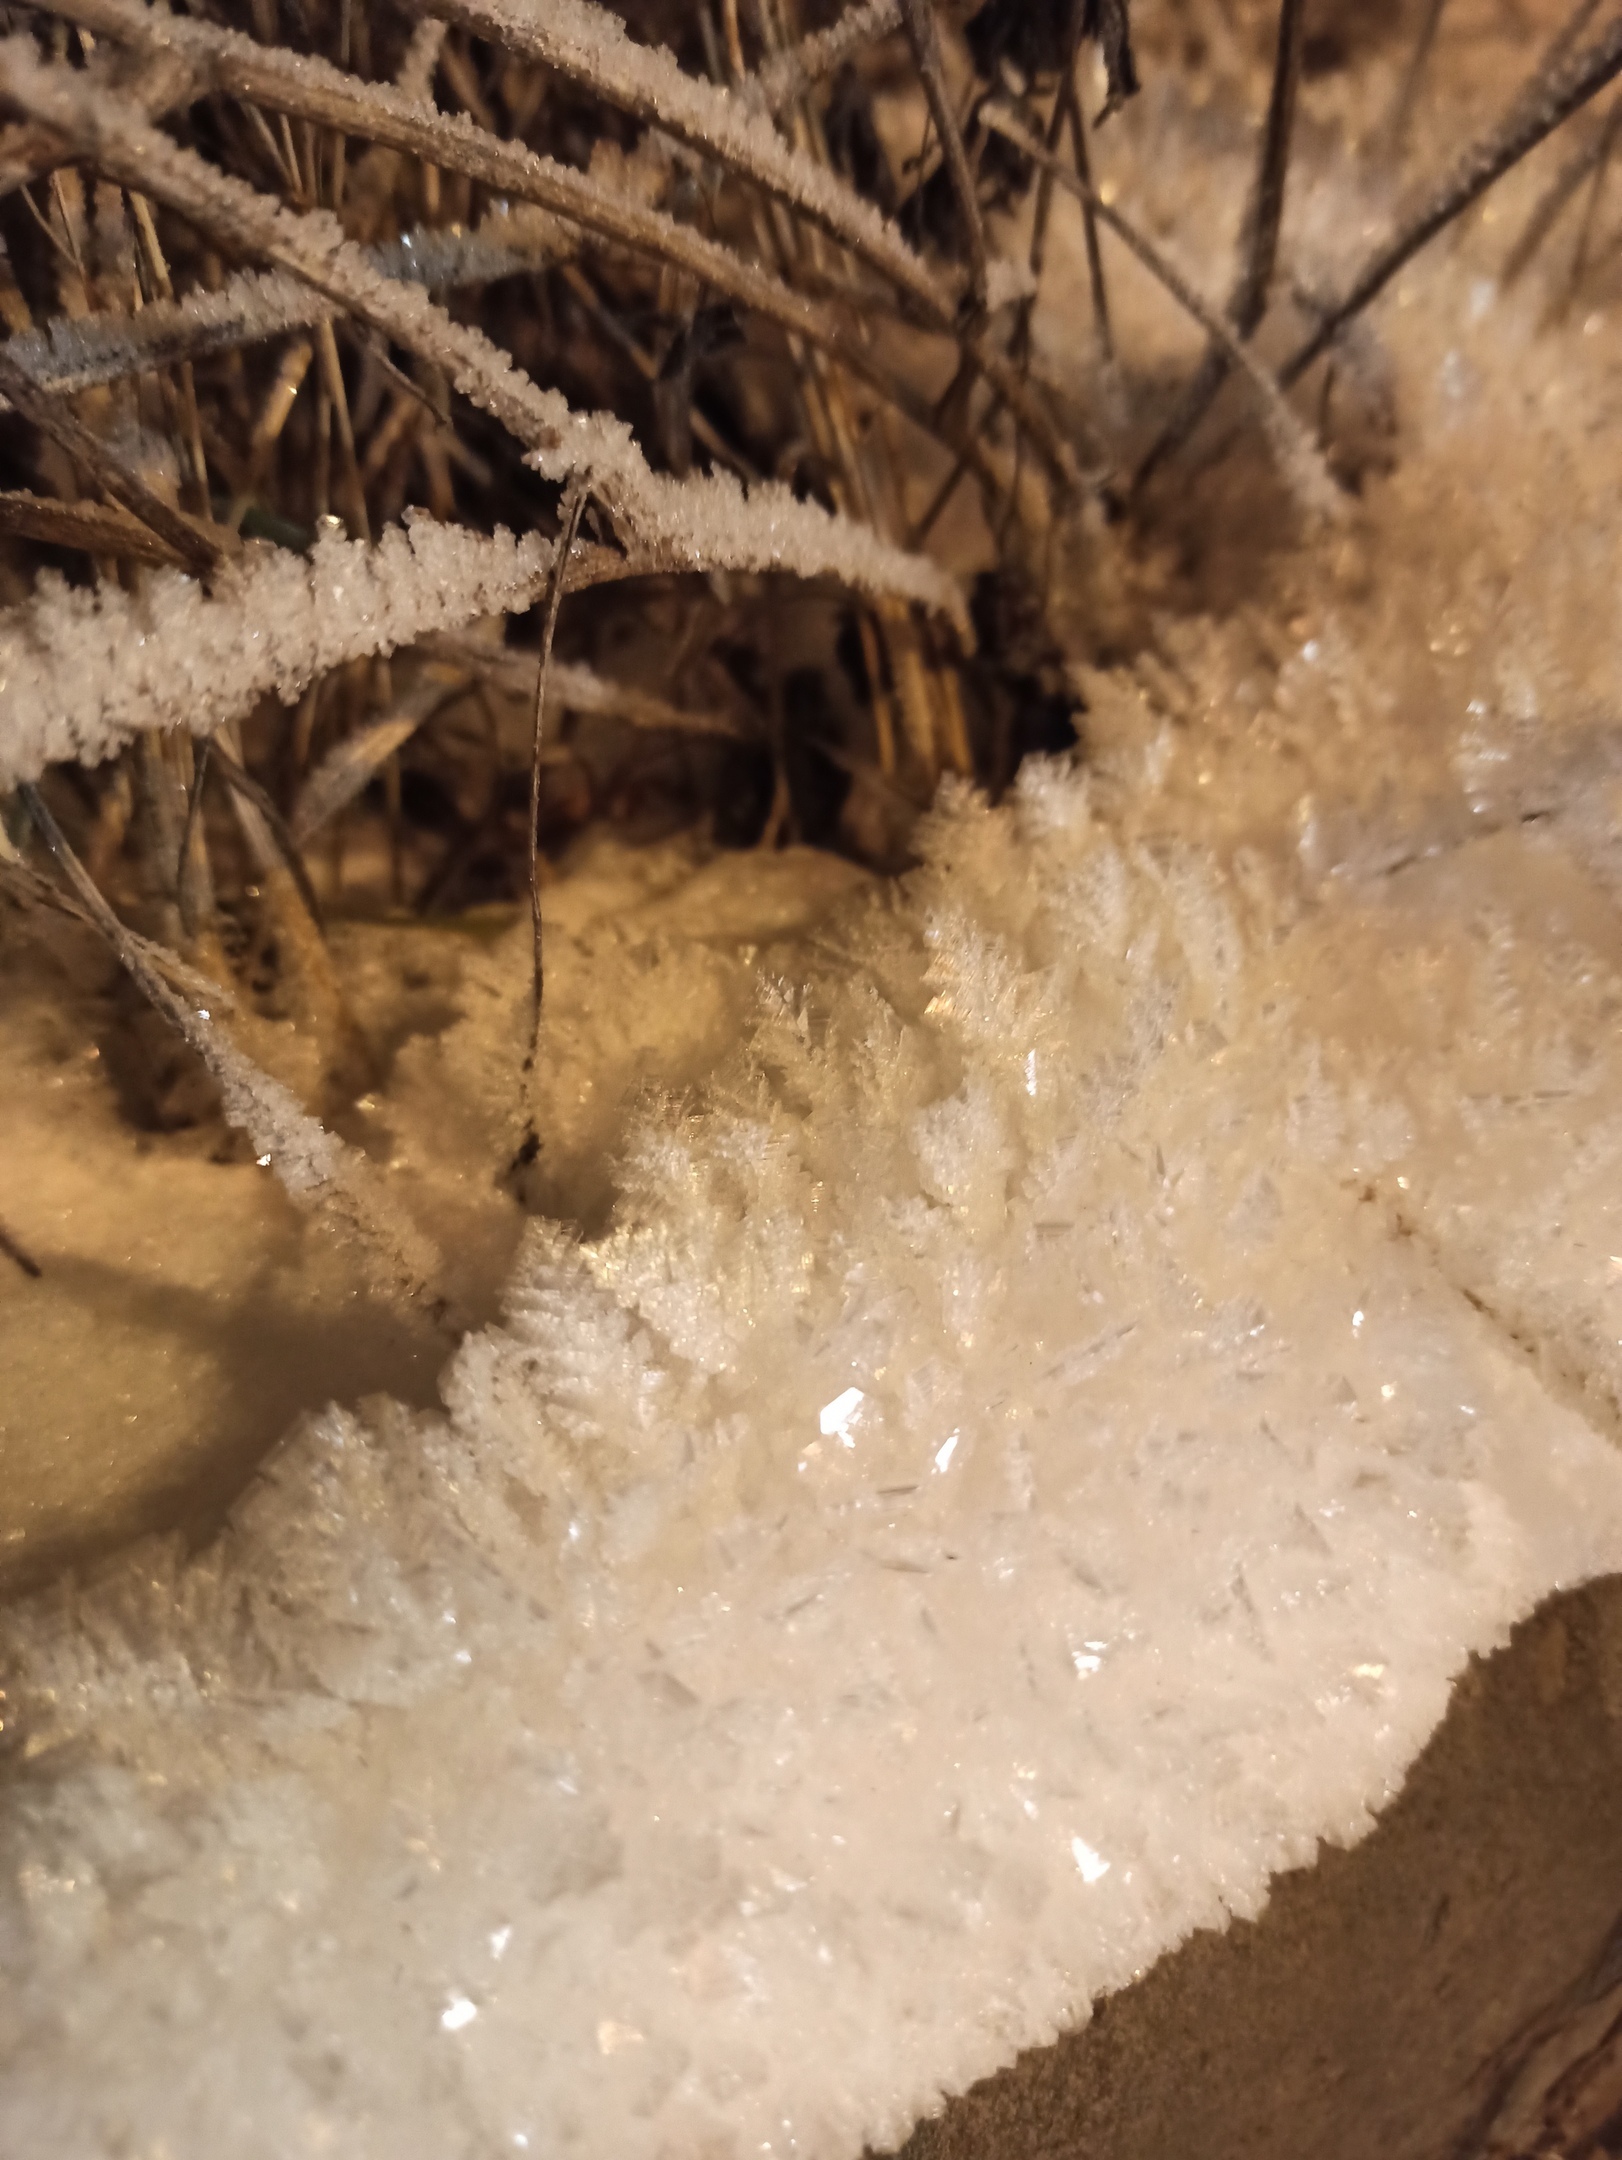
[6,750,1622,2158]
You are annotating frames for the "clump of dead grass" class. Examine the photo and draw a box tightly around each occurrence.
[1,0,1618,1306]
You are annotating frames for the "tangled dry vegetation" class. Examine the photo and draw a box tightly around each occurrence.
[1,0,1620,1307]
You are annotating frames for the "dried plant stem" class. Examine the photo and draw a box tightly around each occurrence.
[0,1216,43,1279]
[0,46,963,627]
[0,343,225,570]
[0,483,196,562]
[207,738,327,931]
[1543,0,1610,74]
[425,636,742,741]
[19,781,443,1312]
[395,16,446,102]
[31,1,931,377]
[2,842,234,1007]
[176,734,213,938]
[1063,63,1113,360]
[898,0,988,305]
[721,0,747,83]
[0,218,564,401]
[0,42,180,200]
[528,478,587,1062]
[558,262,756,478]
[1229,0,1309,341]
[983,102,1339,519]
[755,0,901,114]
[314,316,370,539]
[1386,0,1450,153]
[1567,89,1621,291]
[1279,6,1622,389]
[1133,0,1306,492]
[411,0,937,310]
[128,187,210,515]
[1502,98,1619,278]
[22,0,1073,490]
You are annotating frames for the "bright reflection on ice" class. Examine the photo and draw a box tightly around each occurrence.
[1071,1642,1107,1677]
[441,1996,478,2032]
[932,1431,959,1474]
[819,1387,864,1449]
[1071,1837,1111,1884]
[597,2022,645,2056]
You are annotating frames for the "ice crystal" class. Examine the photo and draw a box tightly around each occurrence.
[5,761,1622,2160]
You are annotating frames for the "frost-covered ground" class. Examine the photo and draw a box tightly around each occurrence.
[7,13,1622,2158]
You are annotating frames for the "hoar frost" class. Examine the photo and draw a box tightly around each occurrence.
[5,760,1622,2160]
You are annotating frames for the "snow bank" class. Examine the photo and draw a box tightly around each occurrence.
[8,27,1622,2157]
[5,759,1622,2159]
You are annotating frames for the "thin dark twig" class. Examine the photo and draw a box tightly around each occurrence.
[1502,98,1617,278]
[1230,0,1310,336]
[21,781,218,1042]
[898,0,989,306]
[1024,0,1111,362]
[0,345,224,573]
[983,101,1337,514]
[1543,0,1609,72]
[528,477,588,1063]
[0,1217,43,1279]
[177,734,213,939]
[1387,0,1451,154]
[755,0,900,114]
[206,739,327,932]
[1280,5,1622,389]
[1133,0,1306,492]
[1064,65,1113,360]
[1025,12,1078,305]
[1568,88,1622,291]
[907,422,987,549]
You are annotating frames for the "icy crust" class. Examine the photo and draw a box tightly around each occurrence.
[7,765,1622,2159]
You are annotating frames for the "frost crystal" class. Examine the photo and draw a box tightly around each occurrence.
[0,491,952,792]
[0,519,553,789]
[5,762,1621,2160]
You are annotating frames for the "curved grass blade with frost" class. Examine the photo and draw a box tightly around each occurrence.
[18,785,442,1313]
[405,0,942,316]
[21,0,1075,493]
[0,37,966,631]
[0,211,567,398]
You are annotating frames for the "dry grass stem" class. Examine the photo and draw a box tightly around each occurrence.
[1133,0,1306,491]
[755,1,902,116]
[20,0,1070,493]
[982,100,1340,521]
[0,482,199,562]
[20,780,443,1311]
[0,39,962,624]
[1280,4,1622,388]
[0,340,225,569]
[528,474,587,1057]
